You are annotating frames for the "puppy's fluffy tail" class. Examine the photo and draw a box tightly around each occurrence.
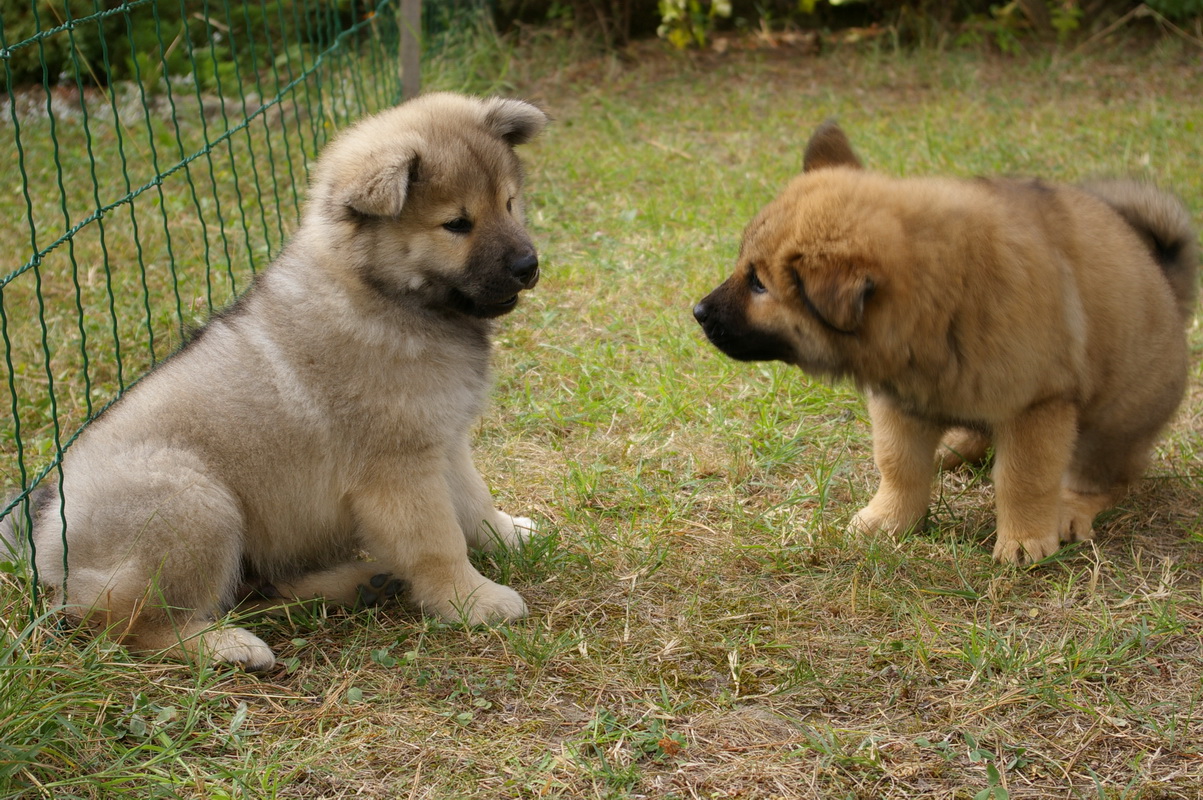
[1083,180,1199,320]
[1,491,40,562]
[1,505,23,560]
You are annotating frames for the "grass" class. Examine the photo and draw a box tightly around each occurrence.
[3,24,1203,800]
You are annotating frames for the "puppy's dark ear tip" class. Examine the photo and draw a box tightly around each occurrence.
[803,119,863,173]
[812,118,843,137]
[483,97,549,146]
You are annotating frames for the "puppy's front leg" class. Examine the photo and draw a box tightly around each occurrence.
[351,470,527,625]
[445,435,535,552]
[850,393,943,536]
[991,400,1077,564]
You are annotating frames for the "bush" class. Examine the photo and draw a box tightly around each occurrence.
[0,0,364,89]
[1145,0,1203,19]
[501,0,1203,50]
[0,1,115,86]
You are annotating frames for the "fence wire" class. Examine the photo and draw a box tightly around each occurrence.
[0,0,408,603]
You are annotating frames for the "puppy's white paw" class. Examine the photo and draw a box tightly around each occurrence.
[463,581,528,624]
[426,579,527,626]
[509,515,537,540]
[476,513,537,551]
[204,627,276,672]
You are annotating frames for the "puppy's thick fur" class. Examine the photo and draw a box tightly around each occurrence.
[695,121,1197,563]
[20,93,548,670]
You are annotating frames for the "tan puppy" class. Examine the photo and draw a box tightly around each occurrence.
[16,93,548,670]
[695,121,1197,563]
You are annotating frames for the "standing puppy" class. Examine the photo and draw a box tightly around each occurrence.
[23,93,548,670]
[695,121,1197,563]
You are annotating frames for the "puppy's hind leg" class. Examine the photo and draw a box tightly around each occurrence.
[1058,421,1163,544]
[264,562,410,608]
[52,461,276,671]
[937,428,991,471]
[125,611,277,673]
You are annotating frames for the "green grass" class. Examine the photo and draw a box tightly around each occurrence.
[3,29,1203,800]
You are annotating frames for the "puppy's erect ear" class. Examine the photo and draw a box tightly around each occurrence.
[795,260,875,334]
[339,144,421,219]
[481,97,549,146]
[803,120,863,172]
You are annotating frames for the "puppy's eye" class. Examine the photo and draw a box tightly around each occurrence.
[506,198,514,213]
[748,268,767,295]
[443,217,472,234]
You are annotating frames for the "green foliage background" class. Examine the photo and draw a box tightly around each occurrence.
[497,0,1203,47]
[0,0,370,88]
[5,0,1202,88]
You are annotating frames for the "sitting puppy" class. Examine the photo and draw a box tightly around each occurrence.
[695,120,1197,563]
[16,93,548,670]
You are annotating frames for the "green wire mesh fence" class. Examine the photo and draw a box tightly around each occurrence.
[0,0,417,600]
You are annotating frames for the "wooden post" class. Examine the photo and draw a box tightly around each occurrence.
[400,0,421,99]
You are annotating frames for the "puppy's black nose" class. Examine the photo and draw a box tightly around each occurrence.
[693,301,710,324]
[511,253,539,285]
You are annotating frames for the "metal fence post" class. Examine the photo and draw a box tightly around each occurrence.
[400,0,421,99]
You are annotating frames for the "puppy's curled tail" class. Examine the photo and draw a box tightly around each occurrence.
[1,489,42,562]
[1,503,24,560]
[1083,180,1199,320]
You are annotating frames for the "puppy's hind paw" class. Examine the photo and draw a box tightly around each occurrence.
[356,573,409,607]
[203,627,277,672]
[936,428,991,471]
[1059,489,1109,543]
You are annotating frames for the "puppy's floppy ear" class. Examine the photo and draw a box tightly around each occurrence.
[339,143,421,219]
[480,97,549,145]
[803,119,863,172]
[795,259,876,334]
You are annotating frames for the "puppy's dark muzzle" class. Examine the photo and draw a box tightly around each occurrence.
[694,294,792,363]
[464,251,540,318]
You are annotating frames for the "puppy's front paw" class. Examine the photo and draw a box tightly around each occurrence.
[1059,510,1096,544]
[848,501,923,537]
[509,515,537,540]
[476,513,537,551]
[462,581,528,625]
[426,578,527,626]
[848,506,887,535]
[992,532,1060,565]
